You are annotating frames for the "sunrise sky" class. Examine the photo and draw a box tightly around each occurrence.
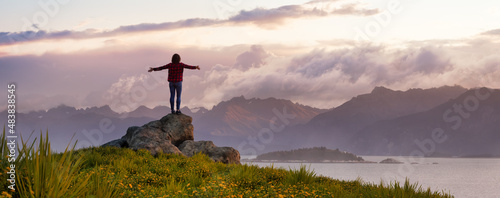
[1,0,500,112]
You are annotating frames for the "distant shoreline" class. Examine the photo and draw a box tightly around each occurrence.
[241,159,377,163]
[369,155,500,159]
[242,156,500,164]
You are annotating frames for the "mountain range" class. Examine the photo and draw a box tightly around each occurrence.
[1,85,499,157]
[350,88,500,156]
[277,85,500,157]
[0,96,326,152]
[279,85,469,154]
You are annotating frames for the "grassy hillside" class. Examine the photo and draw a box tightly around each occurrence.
[1,129,453,198]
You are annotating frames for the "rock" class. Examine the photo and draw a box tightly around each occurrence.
[379,158,403,164]
[102,139,128,148]
[131,140,183,156]
[101,113,240,164]
[123,114,194,147]
[178,140,215,156]
[210,147,240,164]
[179,140,241,164]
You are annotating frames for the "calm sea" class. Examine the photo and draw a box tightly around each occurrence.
[243,156,500,198]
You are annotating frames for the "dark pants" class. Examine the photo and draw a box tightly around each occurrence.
[169,81,182,111]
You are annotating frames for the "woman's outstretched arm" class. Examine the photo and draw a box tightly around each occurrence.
[148,64,170,72]
[181,63,200,70]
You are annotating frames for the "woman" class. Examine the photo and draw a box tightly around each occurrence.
[148,53,200,115]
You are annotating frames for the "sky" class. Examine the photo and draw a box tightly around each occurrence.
[1,0,500,113]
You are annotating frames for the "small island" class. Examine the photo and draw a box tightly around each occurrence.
[245,147,373,163]
[379,158,403,164]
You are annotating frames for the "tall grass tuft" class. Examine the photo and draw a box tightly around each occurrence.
[285,164,317,185]
[15,131,91,198]
[228,164,263,189]
[1,126,8,162]
[1,127,14,197]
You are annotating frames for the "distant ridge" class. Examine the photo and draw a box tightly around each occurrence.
[351,87,500,156]
[279,85,468,151]
[196,96,328,137]
[0,96,326,152]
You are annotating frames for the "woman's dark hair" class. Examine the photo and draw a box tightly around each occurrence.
[172,54,181,64]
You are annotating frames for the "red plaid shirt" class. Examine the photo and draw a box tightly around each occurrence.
[152,62,197,82]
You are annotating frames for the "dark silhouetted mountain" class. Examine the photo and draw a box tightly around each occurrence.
[125,105,153,117]
[0,96,324,152]
[2,105,156,153]
[195,96,328,137]
[83,105,119,118]
[125,105,207,119]
[281,85,468,151]
[309,85,467,131]
[350,87,500,156]
[45,104,78,119]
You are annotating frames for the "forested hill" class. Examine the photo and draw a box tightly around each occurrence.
[255,147,364,162]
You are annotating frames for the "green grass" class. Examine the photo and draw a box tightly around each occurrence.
[15,131,91,198]
[0,128,454,198]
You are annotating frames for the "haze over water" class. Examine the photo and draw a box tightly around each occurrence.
[247,156,500,198]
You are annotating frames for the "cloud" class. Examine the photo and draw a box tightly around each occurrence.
[228,5,326,26]
[287,46,387,82]
[189,40,499,109]
[194,46,368,108]
[111,18,219,34]
[229,0,379,27]
[102,73,172,112]
[2,31,500,112]
[234,45,270,71]
[0,43,244,112]
[0,18,221,46]
[0,0,379,46]
[481,29,500,36]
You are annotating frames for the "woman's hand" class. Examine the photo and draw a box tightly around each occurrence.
[148,67,153,72]
[196,66,200,70]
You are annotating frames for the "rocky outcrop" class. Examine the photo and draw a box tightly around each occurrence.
[102,139,128,148]
[178,140,240,164]
[102,114,240,164]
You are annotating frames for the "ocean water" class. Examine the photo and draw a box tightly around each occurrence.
[243,156,500,198]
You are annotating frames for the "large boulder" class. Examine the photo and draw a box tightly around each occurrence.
[102,114,240,164]
[123,114,194,147]
[179,140,241,164]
